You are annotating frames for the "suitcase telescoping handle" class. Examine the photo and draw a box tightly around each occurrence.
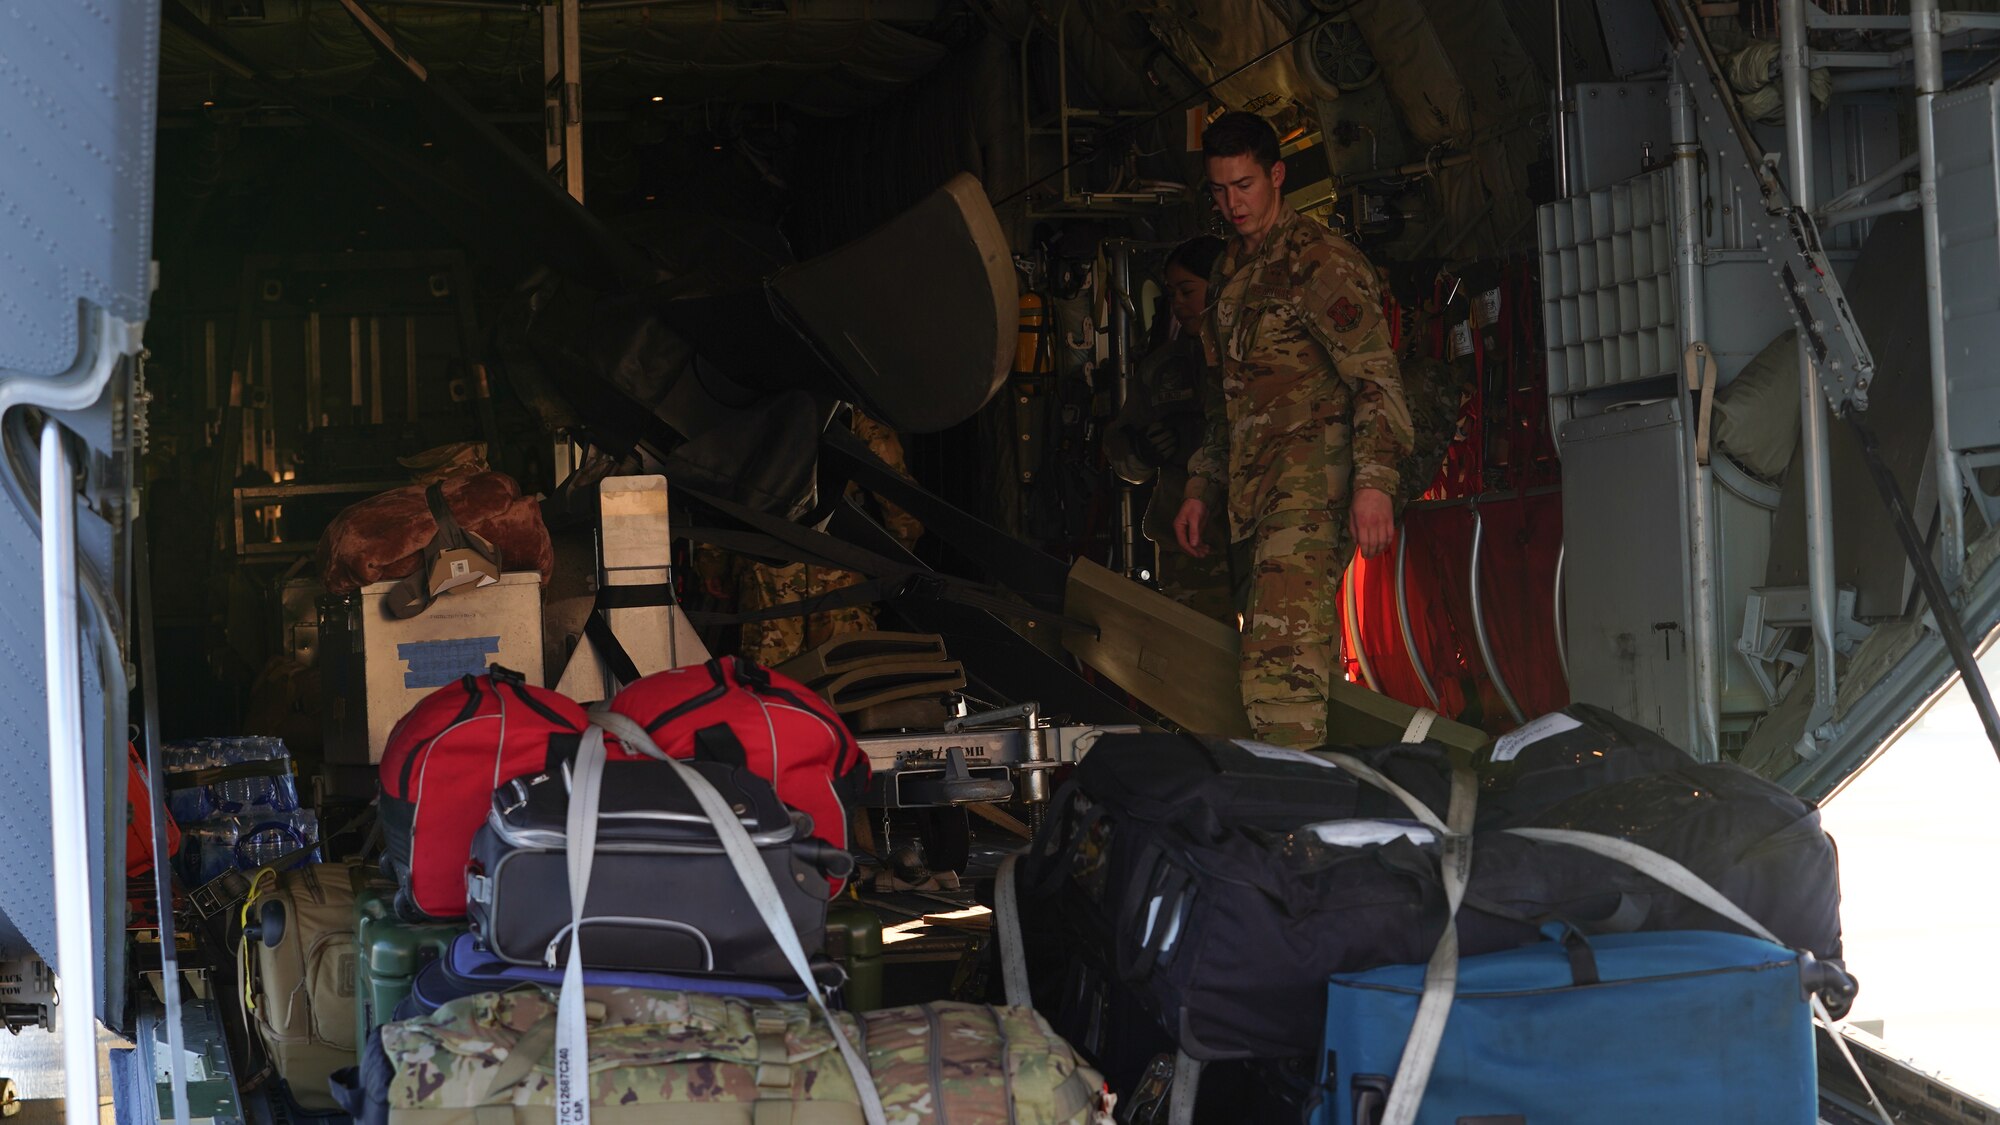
[587,709,888,1125]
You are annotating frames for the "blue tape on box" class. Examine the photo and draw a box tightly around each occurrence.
[398,636,503,688]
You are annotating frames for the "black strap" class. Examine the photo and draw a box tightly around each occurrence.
[164,759,292,791]
[578,585,676,690]
[498,674,576,729]
[638,660,733,735]
[387,484,503,620]
[671,524,1095,636]
[674,522,855,572]
[674,483,1087,632]
[1849,414,2000,766]
[819,420,1071,603]
[594,583,677,610]
[692,724,749,770]
[385,568,433,621]
[424,484,469,550]
[543,732,583,774]
[582,609,643,689]
[1557,924,1600,987]
[722,657,870,799]
[833,755,871,807]
[675,483,924,584]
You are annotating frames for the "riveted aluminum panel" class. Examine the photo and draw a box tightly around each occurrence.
[1560,397,1696,747]
[0,1,158,379]
[1932,81,2000,455]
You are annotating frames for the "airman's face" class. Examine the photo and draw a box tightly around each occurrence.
[1165,263,1208,332]
[1206,153,1286,244]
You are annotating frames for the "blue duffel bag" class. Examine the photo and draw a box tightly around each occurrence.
[1313,927,1838,1125]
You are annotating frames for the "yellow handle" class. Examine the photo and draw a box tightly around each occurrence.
[238,867,280,1015]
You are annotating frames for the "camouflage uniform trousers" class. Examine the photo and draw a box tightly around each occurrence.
[1229,508,1354,749]
[736,561,880,668]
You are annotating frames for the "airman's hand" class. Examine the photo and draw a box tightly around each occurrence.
[1350,488,1395,559]
[1174,498,1211,558]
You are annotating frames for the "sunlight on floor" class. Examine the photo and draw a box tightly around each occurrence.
[0,1001,126,1122]
[882,904,992,945]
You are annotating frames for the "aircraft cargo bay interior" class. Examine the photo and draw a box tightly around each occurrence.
[0,0,1997,1121]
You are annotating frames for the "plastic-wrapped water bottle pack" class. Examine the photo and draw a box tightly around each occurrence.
[164,736,321,886]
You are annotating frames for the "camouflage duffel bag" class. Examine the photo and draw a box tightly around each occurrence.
[363,985,1110,1125]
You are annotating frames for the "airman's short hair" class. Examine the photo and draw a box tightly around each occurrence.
[1201,111,1281,170]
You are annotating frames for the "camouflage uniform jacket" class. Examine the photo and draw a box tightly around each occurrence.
[1105,335,1226,546]
[1186,205,1415,543]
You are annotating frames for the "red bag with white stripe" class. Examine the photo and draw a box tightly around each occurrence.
[606,657,870,884]
[378,667,640,921]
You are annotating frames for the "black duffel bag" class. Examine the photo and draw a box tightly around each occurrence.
[1469,704,1843,960]
[466,724,853,980]
[1475,702,1700,828]
[1017,732,1556,1062]
[1518,760,1845,960]
[1017,722,1848,1063]
[1053,732,1365,828]
[1074,798,1662,1059]
[1014,733,1376,1083]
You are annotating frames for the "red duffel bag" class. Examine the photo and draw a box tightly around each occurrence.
[315,470,554,595]
[125,742,180,878]
[378,667,637,921]
[606,657,870,884]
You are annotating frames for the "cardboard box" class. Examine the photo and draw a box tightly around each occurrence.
[322,571,544,764]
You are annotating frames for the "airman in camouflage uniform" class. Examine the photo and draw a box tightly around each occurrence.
[1105,236,1235,625]
[695,410,924,667]
[381,986,1109,1123]
[1175,113,1414,749]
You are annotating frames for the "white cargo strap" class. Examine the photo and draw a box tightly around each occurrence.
[555,725,611,1125]
[1166,1050,1203,1125]
[1376,765,1476,1125]
[1377,706,1459,1125]
[590,710,889,1125]
[1400,707,1438,744]
[994,853,1031,1008]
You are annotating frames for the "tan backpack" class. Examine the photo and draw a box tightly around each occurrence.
[239,861,360,1111]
